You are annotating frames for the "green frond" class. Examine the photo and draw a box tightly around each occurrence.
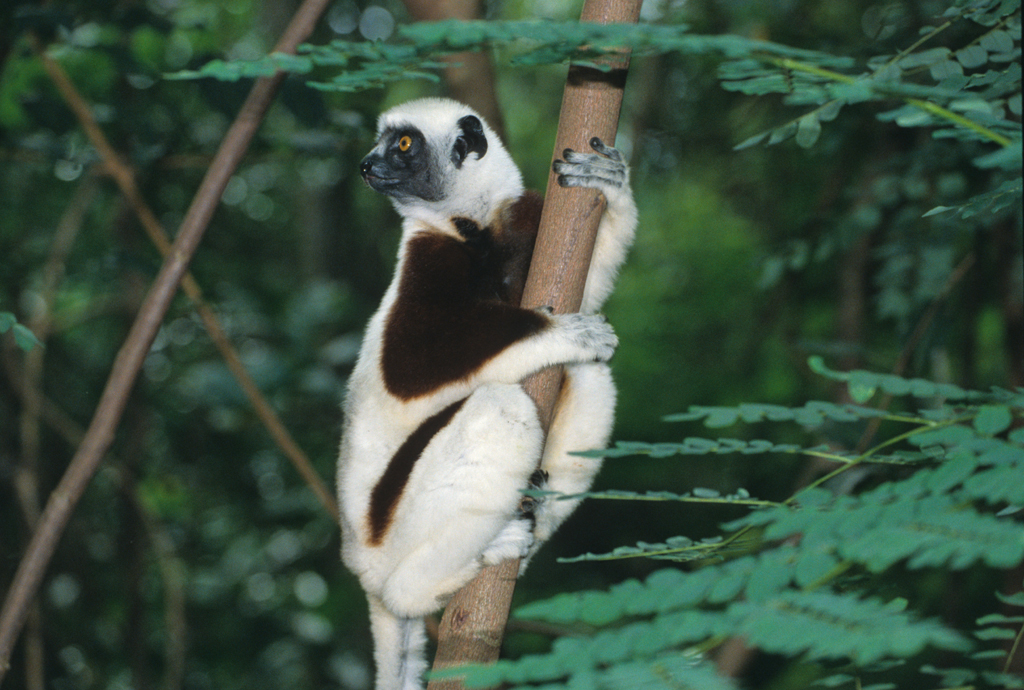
[727,591,969,665]
[502,350,1022,686]
[666,400,890,428]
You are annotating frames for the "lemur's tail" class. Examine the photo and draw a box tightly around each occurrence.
[368,595,427,690]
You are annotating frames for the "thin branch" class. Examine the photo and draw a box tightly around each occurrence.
[0,0,333,680]
[3,351,187,690]
[13,174,98,690]
[31,34,338,522]
[426,0,642,686]
[122,472,188,690]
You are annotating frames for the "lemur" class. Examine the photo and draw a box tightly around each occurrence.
[337,97,637,690]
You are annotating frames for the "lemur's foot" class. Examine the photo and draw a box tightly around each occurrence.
[517,469,550,521]
[480,516,535,565]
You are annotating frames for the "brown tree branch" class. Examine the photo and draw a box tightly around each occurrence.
[13,174,98,690]
[30,32,338,523]
[426,1,642,686]
[2,352,188,690]
[0,0,334,680]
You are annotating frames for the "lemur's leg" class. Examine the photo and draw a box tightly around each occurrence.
[553,139,638,314]
[525,362,615,565]
[377,383,541,615]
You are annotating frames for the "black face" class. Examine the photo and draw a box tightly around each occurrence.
[360,127,442,202]
[358,115,489,204]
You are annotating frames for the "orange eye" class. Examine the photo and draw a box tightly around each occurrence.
[398,135,412,152]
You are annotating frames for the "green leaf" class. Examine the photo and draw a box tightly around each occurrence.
[809,358,983,401]
[929,59,964,81]
[734,131,769,150]
[996,591,1024,607]
[975,626,1016,640]
[979,29,1015,53]
[768,121,798,145]
[848,380,877,404]
[925,453,977,493]
[974,142,1023,170]
[1,313,41,351]
[12,323,41,351]
[956,44,989,68]
[704,408,740,428]
[795,549,840,588]
[897,47,951,69]
[708,558,752,603]
[745,549,797,601]
[942,177,1022,219]
[795,112,823,148]
[974,404,1014,435]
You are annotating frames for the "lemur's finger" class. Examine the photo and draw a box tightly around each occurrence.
[589,138,623,162]
[553,137,628,191]
[553,161,627,189]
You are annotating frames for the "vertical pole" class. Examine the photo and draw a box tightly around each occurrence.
[427,1,642,687]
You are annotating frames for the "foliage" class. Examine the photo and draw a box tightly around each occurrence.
[0,310,40,351]
[172,6,1019,198]
[449,363,1024,690]
[168,20,855,91]
[719,1,1021,219]
[1,0,1020,688]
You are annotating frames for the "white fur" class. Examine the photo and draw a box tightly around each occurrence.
[337,98,637,690]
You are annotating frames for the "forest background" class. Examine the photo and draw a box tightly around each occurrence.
[0,0,1021,689]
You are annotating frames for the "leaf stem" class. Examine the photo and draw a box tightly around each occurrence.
[592,493,782,507]
[1005,618,1024,675]
[890,19,955,63]
[906,97,1012,146]
[771,58,1014,147]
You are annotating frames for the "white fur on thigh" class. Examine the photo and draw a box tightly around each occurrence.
[374,383,542,615]
[532,362,615,546]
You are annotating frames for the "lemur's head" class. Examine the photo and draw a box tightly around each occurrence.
[360,98,524,227]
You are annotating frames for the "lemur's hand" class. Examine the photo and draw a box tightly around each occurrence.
[553,138,628,192]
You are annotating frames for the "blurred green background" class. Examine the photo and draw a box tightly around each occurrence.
[1,0,1019,688]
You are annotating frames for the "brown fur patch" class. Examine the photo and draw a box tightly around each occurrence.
[381,193,547,400]
[497,190,543,306]
[367,398,467,546]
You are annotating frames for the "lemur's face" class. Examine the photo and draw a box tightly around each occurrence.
[359,126,437,201]
[359,115,488,204]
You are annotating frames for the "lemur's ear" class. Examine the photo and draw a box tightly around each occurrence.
[452,115,488,167]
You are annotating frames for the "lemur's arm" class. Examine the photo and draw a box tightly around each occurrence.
[553,138,638,315]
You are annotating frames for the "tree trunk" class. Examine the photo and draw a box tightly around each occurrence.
[426,1,643,686]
